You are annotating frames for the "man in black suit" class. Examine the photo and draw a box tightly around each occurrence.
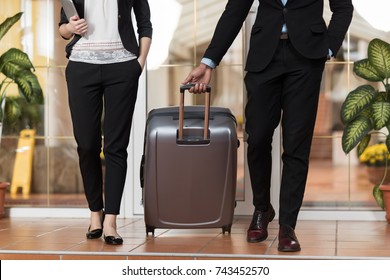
[183,0,353,252]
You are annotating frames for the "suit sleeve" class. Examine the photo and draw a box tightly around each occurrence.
[327,0,354,56]
[59,8,69,26]
[204,0,254,66]
[133,0,153,39]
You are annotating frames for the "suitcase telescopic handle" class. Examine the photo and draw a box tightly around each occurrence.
[180,84,211,93]
[179,84,211,141]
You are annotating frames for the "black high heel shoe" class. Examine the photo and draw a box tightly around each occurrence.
[86,210,105,239]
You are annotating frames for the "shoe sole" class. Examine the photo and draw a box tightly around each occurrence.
[86,234,102,239]
[247,236,268,243]
[277,247,301,252]
[104,235,123,245]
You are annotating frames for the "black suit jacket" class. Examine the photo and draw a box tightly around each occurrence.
[59,0,152,58]
[204,0,353,72]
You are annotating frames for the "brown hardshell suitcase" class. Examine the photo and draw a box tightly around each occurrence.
[141,85,238,235]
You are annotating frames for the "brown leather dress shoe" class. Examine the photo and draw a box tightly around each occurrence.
[247,205,275,243]
[278,224,301,252]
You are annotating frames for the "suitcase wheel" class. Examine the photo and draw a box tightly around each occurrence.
[146,225,155,236]
[222,225,232,234]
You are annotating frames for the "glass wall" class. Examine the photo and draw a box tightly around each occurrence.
[1,0,389,211]
[0,0,85,208]
[306,2,390,210]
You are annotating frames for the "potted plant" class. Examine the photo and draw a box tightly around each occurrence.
[340,38,390,220]
[2,96,42,135]
[359,143,390,185]
[0,12,43,140]
[0,12,43,217]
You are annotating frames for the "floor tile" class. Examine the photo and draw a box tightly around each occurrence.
[0,217,389,260]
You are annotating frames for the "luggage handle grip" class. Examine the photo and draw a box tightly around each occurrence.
[178,84,211,141]
[180,83,211,93]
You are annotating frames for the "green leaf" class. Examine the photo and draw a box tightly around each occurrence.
[377,91,389,102]
[353,59,382,82]
[342,116,372,154]
[0,48,35,76]
[14,70,43,103]
[4,96,22,124]
[373,185,385,209]
[357,134,371,157]
[340,85,377,124]
[0,48,42,103]
[0,12,23,41]
[368,38,390,80]
[372,101,390,129]
[0,12,43,115]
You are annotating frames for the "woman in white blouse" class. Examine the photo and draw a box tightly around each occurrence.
[59,0,152,245]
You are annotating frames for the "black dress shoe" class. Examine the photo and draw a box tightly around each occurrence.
[278,224,301,252]
[104,235,123,245]
[247,205,275,243]
[86,227,103,239]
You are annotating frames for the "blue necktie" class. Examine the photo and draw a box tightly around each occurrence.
[282,0,287,33]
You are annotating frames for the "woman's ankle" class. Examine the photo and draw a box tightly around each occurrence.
[103,214,119,236]
[90,210,103,229]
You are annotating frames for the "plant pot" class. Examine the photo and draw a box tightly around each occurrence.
[379,184,390,224]
[0,182,8,218]
[366,166,390,185]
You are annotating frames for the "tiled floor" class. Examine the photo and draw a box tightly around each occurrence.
[1,160,389,260]
[0,216,389,260]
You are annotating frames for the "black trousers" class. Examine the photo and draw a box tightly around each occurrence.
[244,39,326,228]
[65,59,142,214]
